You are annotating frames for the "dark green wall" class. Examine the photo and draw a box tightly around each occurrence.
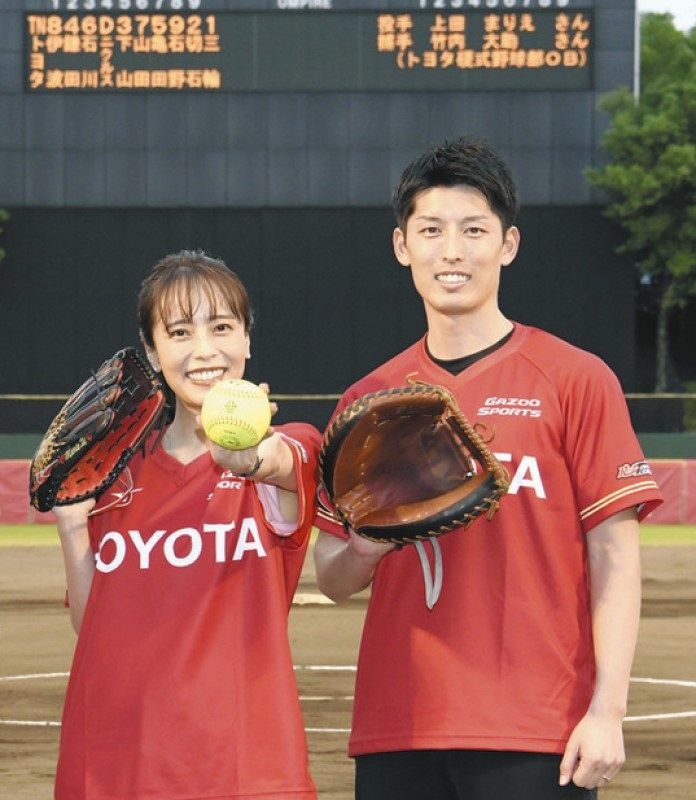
[2,205,634,434]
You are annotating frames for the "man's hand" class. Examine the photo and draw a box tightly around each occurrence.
[559,508,640,789]
[347,529,397,561]
[559,707,625,788]
[314,529,395,604]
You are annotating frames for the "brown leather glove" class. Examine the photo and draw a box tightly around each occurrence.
[319,383,509,544]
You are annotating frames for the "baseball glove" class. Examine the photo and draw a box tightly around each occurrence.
[319,383,509,544]
[29,347,167,512]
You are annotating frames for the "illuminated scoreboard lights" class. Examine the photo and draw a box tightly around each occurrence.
[26,13,223,91]
[25,10,593,93]
[379,11,590,73]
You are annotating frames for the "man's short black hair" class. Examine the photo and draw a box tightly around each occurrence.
[392,136,519,232]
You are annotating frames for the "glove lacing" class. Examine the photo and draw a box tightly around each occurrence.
[415,538,443,610]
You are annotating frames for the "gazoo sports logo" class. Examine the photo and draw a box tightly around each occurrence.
[95,519,266,573]
[478,397,542,418]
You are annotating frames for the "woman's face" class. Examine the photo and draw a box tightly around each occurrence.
[146,285,250,417]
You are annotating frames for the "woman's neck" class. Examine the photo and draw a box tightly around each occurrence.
[164,407,209,464]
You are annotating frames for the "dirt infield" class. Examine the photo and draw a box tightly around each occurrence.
[1,543,695,800]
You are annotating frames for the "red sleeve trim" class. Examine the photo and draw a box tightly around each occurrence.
[272,432,312,547]
[315,507,348,539]
[314,482,350,539]
[580,481,661,520]
[581,481,663,529]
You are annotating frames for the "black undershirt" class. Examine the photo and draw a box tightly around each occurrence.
[427,327,514,376]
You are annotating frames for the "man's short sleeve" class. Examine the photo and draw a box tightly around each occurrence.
[562,360,662,531]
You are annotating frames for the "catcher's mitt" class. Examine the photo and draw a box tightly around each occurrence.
[319,383,509,544]
[29,347,167,512]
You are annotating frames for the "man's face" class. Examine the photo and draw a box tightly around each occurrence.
[393,185,519,323]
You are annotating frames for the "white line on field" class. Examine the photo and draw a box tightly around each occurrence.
[301,695,354,701]
[305,727,350,734]
[0,719,61,727]
[3,675,695,730]
[294,665,356,671]
[2,670,690,681]
[0,672,70,681]
[0,667,356,682]
[625,710,696,722]
[630,677,696,689]
[0,719,349,733]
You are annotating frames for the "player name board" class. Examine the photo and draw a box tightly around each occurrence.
[25,9,592,92]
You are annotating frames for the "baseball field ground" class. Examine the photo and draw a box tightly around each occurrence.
[1,525,695,800]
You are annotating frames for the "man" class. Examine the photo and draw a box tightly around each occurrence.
[314,137,662,800]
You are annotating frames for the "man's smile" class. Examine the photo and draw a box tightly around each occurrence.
[435,271,472,286]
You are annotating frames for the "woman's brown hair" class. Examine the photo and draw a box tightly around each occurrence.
[138,250,253,349]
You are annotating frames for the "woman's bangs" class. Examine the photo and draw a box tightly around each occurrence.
[156,272,245,327]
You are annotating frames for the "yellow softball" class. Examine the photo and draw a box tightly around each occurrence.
[201,380,271,450]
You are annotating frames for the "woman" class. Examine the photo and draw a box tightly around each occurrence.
[53,250,320,800]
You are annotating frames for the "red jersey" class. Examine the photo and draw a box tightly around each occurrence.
[56,423,320,800]
[317,324,662,757]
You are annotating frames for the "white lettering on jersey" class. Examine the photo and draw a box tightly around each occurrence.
[207,471,244,500]
[216,479,243,490]
[95,518,267,573]
[130,529,167,569]
[478,397,542,418]
[232,518,267,560]
[164,527,203,567]
[204,522,236,562]
[96,531,127,573]
[494,453,547,499]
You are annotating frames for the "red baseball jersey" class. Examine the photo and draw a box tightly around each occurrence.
[55,423,320,800]
[317,324,662,757]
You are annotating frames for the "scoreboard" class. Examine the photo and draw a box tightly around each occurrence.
[2,0,643,427]
[25,9,593,92]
